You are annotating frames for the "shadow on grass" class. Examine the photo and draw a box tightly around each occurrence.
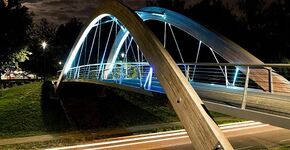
[41,81,71,132]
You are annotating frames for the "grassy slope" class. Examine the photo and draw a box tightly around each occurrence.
[0,82,46,137]
[115,89,246,125]
[0,82,244,139]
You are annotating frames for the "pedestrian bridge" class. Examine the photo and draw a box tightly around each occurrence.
[56,1,290,149]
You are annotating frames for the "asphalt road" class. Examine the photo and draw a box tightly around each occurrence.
[47,121,290,150]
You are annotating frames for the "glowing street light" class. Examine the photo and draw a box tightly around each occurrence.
[41,41,47,81]
[121,52,125,58]
[41,41,47,50]
[59,61,62,65]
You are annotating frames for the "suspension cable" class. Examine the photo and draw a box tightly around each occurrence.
[98,19,115,79]
[169,24,184,63]
[87,24,99,64]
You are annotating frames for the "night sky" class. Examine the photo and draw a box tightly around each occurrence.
[22,0,202,24]
[22,0,278,25]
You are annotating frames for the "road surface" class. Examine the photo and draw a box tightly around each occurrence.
[47,121,290,150]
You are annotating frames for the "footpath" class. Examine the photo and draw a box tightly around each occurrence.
[0,122,182,146]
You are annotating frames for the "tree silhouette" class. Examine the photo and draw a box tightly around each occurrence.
[53,18,83,66]
[22,18,83,76]
[236,0,290,62]
[0,0,32,63]
[146,0,290,62]
[146,0,185,12]
[185,0,248,50]
[0,0,32,83]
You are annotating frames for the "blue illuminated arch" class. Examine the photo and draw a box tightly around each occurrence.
[104,6,264,78]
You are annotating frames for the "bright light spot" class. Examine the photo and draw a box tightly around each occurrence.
[152,13,165,18]
[148,67,153,90]
[41,41,47,50]
[59,61,62,65]
[121,53,125,58]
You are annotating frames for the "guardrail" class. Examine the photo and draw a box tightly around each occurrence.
[61,62,290,109]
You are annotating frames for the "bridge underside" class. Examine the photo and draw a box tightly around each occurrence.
[61,80,290,130]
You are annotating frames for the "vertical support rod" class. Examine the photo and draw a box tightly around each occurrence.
[242,66,250,109]
[137,46,142,87]
[87,25,99,65]
[210,48,225,76]
[125,53,128,78]
[164,22,167,48]
[98,21,115,79]
[87,66,91,79]
[232,68,239,86]
[77,67,81,79]
[119,64,123,84]
[169,24,184,63]
[74,42,84,79]
[268,68,273,93]
[192,41,202,81]
[224,66,228,87]
[97,20,102,64]
[186,65,190,81]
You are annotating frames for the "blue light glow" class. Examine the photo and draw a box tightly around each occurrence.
[232,68,239,86]
[148,67,153,90]
[63,14,110,74]
[104,31,129,79]
[152,13,164,17]
[144,67,153,90]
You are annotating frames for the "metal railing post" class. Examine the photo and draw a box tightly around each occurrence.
[186,65,190,81]
[77,67,81,79]
[242,66,250,109]
[87,66,91,79]
[224,66,228,87]
[119,64,123,84]
[268,68,273,93]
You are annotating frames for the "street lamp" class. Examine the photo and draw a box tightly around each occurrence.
[41,41,47,80]
[41,41,47,50]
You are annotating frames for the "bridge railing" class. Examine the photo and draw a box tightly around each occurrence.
[63,62,290,109]
[63,63,290,90]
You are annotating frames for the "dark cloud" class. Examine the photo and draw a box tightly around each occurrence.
[23,0,202,24]
[23,0,148,24]
[27,0,273,25]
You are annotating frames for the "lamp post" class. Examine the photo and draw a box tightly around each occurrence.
[41,41,47,80]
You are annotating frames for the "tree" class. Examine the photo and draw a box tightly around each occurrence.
[0,0,32,62]
[185,0,253,53]
[146,0,290,63]
[53,18,83,64]
[21,19,57,76]
[0,0,32,82]
[22,18,83,76]
[236,0,290,62]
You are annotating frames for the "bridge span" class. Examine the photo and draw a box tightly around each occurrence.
[56,1,290,149]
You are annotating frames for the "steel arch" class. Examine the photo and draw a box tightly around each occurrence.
[105,6,290,92]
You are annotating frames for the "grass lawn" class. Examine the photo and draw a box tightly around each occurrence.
[0,82,245,140]
[115,89,247,125]
[0,82,49,137]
